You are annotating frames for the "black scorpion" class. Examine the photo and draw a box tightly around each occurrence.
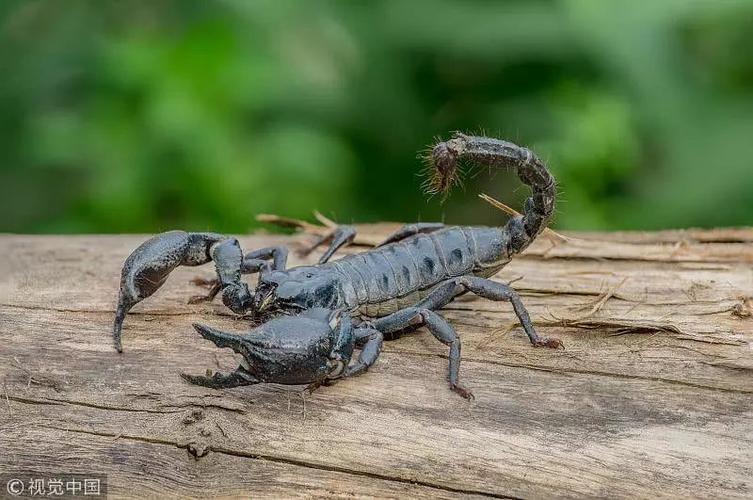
[113,133,560,399]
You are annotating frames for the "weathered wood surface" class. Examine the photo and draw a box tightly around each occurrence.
[1,226,752,499]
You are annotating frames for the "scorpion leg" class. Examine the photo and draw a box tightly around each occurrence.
[189,245,289,301]
[378,222,445,246]
[187,280,223,303]
[299,225,356,264]
[244,246,289,271]
[181,365,259,389]
[372,308,473,400]
[342,327,384,378]
[311,325,383,391]
[188,256,267,304]
[417,276,563,349]
[188,238,255,316]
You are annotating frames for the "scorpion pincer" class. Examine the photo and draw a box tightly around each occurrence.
[113,132,560,399]
[180,308,382,390]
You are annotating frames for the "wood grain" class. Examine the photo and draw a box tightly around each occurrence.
[1,226,751,498]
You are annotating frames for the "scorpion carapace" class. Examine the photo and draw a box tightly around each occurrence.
[113,132,560,399]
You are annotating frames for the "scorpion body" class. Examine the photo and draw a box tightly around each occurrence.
[263,225,515,318]
[327,225,510,317]
[113,133,560,399]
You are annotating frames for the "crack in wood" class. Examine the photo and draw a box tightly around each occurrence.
[386,349,753,394]
[39,425,519,499]
[4,394,248,415]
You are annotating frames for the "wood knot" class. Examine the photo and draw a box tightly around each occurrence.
[732,297,753,318]
[187,441,210,459]
[182,408,205,425]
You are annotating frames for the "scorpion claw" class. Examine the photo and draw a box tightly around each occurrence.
[450,383,475,400]
[192,323,248,355]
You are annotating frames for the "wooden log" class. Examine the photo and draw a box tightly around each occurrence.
[0,226,751,498]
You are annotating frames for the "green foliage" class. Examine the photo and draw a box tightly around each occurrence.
[2,0,752,233]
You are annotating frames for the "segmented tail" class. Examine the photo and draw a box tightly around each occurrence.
[424,132,556,254]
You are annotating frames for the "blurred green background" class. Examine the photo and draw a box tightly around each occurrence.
[2,0,753,234]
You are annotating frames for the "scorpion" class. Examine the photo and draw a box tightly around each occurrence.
[113,132,560,399]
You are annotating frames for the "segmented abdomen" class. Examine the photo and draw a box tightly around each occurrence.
[328,226,510,317]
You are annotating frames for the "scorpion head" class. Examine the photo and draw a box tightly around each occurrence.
[254,267,342,316]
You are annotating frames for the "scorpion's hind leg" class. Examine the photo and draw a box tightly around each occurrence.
[372,308,473,400]
[418,276,563,349]
[298,225,356,264]
[378,222,445,247]
[299,222,443,260]
[113,231,226,352]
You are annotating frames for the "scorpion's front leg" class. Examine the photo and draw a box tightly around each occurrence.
[113,231,252,352]
[417,276,563,349]
[371,308,473,400]
[340,326,384,378]
[189,245,289,302]
[244,245,289,271]
[307,325,383,392]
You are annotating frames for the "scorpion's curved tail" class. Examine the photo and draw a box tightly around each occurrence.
[424,132,556,255]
